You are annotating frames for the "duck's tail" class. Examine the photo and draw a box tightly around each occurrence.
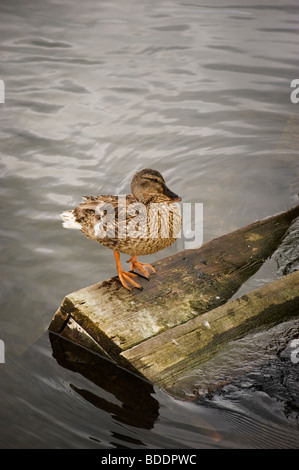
[61,210,82,230]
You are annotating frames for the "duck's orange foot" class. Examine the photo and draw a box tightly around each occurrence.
[126,255,156,279]
[118,269,142,290]
[114,252,142,290]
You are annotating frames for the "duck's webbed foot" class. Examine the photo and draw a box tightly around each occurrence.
[114,252,142,290]
[126,255,156,279]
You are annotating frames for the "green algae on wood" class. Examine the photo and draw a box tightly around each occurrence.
[49,205,299,386]
[121,270,299,389]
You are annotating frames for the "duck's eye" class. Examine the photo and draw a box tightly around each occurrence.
[144,177,161,184]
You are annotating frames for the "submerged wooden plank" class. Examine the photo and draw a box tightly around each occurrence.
[120,270,299,389]
[48,331,160,430]
[49,206,299,384]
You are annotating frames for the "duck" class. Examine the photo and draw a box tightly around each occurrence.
[61,168,182,290]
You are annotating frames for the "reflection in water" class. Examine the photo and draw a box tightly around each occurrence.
[49,332,159,431]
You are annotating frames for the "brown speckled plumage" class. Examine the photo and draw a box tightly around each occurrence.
[61,169,182,290]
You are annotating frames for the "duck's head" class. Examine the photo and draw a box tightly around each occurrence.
[131,168,181,204]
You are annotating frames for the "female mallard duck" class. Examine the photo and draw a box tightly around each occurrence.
[61,168,182,290]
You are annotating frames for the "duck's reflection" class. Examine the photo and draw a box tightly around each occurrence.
[49,332,159,430]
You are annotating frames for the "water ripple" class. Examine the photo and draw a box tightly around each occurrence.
[1,0,298,449]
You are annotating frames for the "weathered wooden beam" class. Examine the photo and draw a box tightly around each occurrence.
[121,270,299,390]
[49,206,299,387]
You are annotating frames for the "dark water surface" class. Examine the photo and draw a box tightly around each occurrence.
[0,0,299,448]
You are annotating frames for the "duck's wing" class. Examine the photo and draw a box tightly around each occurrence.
[76,194,136,215]
[73,194,139,240]
[78,195,117,211]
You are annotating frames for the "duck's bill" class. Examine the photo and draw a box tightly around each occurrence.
[163,186,181,202]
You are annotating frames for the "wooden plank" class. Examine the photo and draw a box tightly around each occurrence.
[120,270,299,389]
[49,206,299,383]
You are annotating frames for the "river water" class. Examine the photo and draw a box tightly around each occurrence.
[0,0,298,449]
